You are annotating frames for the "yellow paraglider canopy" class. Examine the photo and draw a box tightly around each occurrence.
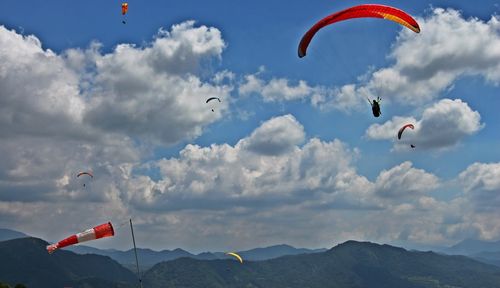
[226,252,243,263]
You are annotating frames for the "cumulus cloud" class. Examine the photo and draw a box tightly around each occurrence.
[459,162,500,210]
[104,115,466,250]
[374,162,440,199]
[84,21,231,144]
[0,26,88,140]
[0,21,231,146]
[365,99,483,150]
[126,115,363,211]
[240,114,305,155]
[238,73,332,108]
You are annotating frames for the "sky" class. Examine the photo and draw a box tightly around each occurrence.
[0,0,499,253]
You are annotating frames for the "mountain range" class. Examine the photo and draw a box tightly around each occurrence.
[142,240,500,288]
[2,228,500,287]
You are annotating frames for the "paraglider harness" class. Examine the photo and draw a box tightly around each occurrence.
[368,97,382,117]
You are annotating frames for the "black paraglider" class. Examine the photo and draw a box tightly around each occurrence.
[368,97,382,117]
[206,97,221,112]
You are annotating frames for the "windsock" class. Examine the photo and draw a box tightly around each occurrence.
[47,222,114,254]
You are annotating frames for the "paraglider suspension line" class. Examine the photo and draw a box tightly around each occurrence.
[130,218,143,288]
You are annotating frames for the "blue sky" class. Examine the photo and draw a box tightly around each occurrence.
[0,0,499,252]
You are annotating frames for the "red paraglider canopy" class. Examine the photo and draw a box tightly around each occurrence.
[298,4,420,58]
[398,124,415,140]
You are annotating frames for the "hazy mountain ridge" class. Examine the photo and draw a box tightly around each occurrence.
[445,238,500,255]
[0,229,28,242]
[441,238,500,267]
[69,242,326,269]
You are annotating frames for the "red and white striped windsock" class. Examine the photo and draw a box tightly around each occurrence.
[47,222,115,254]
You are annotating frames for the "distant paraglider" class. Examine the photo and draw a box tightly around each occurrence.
[77,171,93,187]
[397,124,415,140]
[398,124,416,148]
[121,3,128,24]
[206,97,221,112]
[226,252,243,263]
[298,4,420,58]
[47,222,114,254]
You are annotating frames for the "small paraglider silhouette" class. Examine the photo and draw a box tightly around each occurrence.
[368,97,382,117]
[206,97,221,112]
[77,171,93,187]
[121,3,128,24]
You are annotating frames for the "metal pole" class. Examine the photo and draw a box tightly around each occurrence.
[130,218,143,288]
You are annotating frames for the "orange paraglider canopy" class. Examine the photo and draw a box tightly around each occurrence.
[122,3,128,15]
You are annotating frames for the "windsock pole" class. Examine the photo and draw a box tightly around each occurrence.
[130,218,143,288]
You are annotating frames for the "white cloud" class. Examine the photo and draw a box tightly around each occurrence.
[459,162,500,209]
[0,21,231,147]
[121,115,365,212]
[366,99,483,150]
[83,21,231,145]
[374,162,440,199]
[0,26,87,140]
[240,114,305,155]
[238,73,332,108]
[239,74,314,102]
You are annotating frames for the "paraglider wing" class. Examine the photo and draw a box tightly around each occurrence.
[121,3,128,15]
[397,124,415,140]
[298,4,420,58]
[206,97,221,103]
[226,252,243,263]
[47,222,114,254]
[77,171,93,178]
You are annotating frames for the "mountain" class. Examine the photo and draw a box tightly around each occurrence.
[445,238,500,255]
[472,251,500,267]
[143,240,500,288]
[236,244,326,261]
[68,245,199,271]
[0,228,28,242]
[0,237,138,288]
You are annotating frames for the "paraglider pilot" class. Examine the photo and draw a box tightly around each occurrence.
[368,97,382,117]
